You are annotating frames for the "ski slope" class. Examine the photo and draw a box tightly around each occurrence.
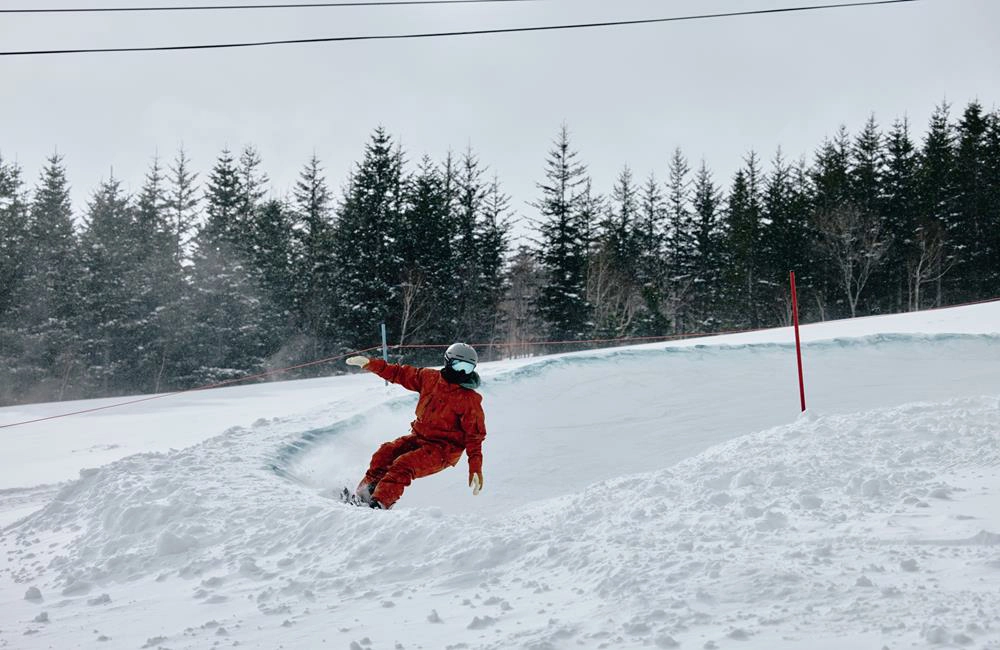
[1,302,999,649]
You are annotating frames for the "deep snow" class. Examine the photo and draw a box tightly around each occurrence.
[1,301,999,649]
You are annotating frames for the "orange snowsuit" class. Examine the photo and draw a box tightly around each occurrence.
[361,359,487,508]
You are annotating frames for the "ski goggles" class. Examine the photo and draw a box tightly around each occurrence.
[449,359,476,373]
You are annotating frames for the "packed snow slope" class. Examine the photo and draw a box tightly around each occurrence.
[1,301,999,650]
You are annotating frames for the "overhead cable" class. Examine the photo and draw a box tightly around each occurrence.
[0,0,920,57]
[1,0,541,14]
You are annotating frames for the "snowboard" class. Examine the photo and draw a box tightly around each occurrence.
[339,486,386,509]
[339,487,366,507]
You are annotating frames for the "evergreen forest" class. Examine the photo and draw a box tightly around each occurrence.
[1,100,998,405]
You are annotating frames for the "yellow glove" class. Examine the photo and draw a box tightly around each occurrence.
[346,356,370,368]
[469,470,483,496]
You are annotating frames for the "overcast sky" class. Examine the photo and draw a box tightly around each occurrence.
[1,0,998,243]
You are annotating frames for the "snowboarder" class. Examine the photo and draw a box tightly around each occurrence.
[344,342,486,509]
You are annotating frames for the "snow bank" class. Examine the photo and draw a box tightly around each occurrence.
[4,394,999,648]
[2,301,1000,648]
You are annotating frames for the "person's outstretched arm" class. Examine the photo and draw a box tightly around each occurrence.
[346,356,425,393]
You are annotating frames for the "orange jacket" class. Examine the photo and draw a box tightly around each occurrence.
[366,359,487,473]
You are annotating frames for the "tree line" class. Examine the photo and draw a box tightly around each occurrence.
[1,100,998,405]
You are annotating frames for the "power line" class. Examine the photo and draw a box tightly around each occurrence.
[0,0,920,57]
[0,0,540,14]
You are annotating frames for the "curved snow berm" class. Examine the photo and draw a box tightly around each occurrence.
[3,391,1000,649]
[284,333,1000,516]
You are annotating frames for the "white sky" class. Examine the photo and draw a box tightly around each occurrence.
[1,0,998,243]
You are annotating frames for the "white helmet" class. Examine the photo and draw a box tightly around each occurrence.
[444,342,478,371]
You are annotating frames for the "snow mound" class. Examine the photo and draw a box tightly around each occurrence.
[4,320,1000,648]
[5,393,1000,648]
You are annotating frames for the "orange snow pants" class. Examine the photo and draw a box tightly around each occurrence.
[363,434,463,508]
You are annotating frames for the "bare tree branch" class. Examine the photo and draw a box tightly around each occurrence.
[814,203,890,317]
[907,220,953,311]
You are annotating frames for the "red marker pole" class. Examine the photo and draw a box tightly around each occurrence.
[790,271,806,412]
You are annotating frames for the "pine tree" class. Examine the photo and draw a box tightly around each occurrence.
[633,172,669,335]
[0,155,28,326]
[589,166,640,337]
[78,176,138,394]
[291,154,336,354]
[453,147,489,340]
[664,149,697,331]
[474,175,513,351]
[881,118,920,311]
[809,128,854,318]
[788,160,817,315]
[723,153,765,327]
[135,157,168,245]
[952,101,991,300]
[577,178,606,338]
[332,127,406,349]
[0,155,30,403]
[246,198,296,356]
[983,109,1000,296]
[812,126,852,212]
[814,124,892,319]
[22,154,83,400]
[604,165,639,272]
[761,149,812,323]
[133,157,186,392]
[533,125,592,341]
[397,155,456,347]
[449,150,512,349]
[203,148,242,244]
[576,178,604,264]
[247,198,294,314]
[849,115,885,216]
[689,161,725,329]
[916,102,957,307]
[848,117,887,314]
[184,148,267,384]
[166,147,199,264]
[238,145,269,228]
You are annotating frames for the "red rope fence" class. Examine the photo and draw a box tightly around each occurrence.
[0,329,766,430]
[0,346,383,430]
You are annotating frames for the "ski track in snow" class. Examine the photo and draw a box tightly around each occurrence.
[1,331,1000,648]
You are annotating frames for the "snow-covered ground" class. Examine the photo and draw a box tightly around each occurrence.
[2,302,999,649]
